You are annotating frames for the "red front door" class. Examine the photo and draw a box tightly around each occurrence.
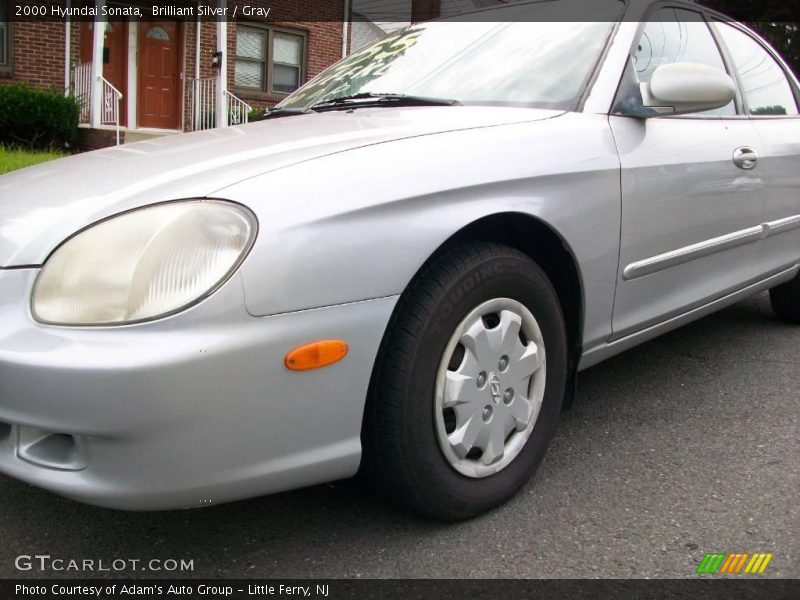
[137,21,181,129]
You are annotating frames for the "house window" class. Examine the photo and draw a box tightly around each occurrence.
[235,27,267,89]
[0,0,10,71]
[146,26,171,41]
[272,32,302,93]
[235,25,305,94]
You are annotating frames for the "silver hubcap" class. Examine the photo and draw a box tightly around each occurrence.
[434,298,546,478]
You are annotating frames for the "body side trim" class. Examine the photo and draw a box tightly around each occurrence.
[623,214,800,281]
[764,214,800,237]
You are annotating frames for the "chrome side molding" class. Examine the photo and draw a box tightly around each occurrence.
[623,214,800,281]
[763,213,800,237]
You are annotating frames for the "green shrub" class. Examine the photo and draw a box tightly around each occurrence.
[0,84,80,151]
[247,107,266,121]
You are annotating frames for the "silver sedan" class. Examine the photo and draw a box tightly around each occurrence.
[1,0,799,520]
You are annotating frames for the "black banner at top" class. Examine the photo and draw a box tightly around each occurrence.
[4,0,800,23]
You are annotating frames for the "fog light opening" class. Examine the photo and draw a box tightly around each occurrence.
[17,428,88,471]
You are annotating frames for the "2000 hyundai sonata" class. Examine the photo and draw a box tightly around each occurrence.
[1,0,799,520]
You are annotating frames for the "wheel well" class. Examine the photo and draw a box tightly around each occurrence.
[365,212,585,421]
[435,213,584,406]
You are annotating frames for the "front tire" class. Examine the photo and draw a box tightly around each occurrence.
[361,243,568,520]
[770,273,800,324]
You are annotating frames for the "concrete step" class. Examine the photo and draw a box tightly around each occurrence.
[124,130,181,144]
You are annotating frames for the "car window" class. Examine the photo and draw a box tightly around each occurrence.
[633,8,735,115]
[714,22,799,116]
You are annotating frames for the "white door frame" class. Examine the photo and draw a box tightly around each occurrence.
[126,20,137,129]
[89,0,104,128]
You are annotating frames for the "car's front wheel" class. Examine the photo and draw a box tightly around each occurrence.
[361,242,568,520]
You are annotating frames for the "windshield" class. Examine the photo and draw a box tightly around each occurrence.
[278,3,620,112]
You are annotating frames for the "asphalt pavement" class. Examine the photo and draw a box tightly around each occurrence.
[1,292,797,579]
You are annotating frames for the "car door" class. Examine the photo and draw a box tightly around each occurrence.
[609,6,765,338]
[712,21,800,278]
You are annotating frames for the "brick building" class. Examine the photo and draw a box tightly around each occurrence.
[0,0,352,146]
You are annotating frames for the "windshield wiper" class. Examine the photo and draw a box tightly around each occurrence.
[309,93,460,111]
[252,107,314,121]
[252,93,459,120]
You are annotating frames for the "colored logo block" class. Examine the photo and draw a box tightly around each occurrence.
[696,552,774,574]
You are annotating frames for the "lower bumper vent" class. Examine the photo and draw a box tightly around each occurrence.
[17,427,88,471]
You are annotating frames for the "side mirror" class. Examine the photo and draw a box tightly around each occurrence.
[640,63,736,116]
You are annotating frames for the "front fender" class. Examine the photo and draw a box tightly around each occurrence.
[217,112,621,350]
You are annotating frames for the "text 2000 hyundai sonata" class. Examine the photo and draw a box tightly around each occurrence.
[1,0,799,520]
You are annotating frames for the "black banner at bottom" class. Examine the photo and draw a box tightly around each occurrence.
[2,579,799,600]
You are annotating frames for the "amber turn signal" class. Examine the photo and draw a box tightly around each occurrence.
[285,340,349,371]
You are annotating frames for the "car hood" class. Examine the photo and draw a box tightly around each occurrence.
[0,107,562,267]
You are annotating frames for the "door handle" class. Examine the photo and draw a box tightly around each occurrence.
[733,147,758,170]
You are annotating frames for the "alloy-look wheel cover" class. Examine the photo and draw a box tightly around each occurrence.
[434,297,546,478]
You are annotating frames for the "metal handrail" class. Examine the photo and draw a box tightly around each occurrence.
[224,90,252,126]
[100,76,123,145]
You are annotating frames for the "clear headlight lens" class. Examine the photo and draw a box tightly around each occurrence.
[32,200,256,326]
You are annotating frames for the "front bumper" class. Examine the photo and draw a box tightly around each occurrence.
[0,268,396,509]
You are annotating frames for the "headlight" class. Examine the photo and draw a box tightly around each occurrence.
[32,200,257,326]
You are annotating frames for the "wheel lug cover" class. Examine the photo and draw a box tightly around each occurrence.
[503,388,514,404]
[482,405,493,421]
[499,356,509,371]
[476,372,487,387]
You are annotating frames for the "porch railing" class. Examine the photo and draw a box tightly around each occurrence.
[188,77,217,131]
[70,62,92,123]
[188,78,252,130]
[225,90,252,126]
[100,77,123,146]
[69,64,123,145]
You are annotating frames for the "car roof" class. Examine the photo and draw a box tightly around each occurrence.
[430,0,737,24]
[432,0,626,22]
